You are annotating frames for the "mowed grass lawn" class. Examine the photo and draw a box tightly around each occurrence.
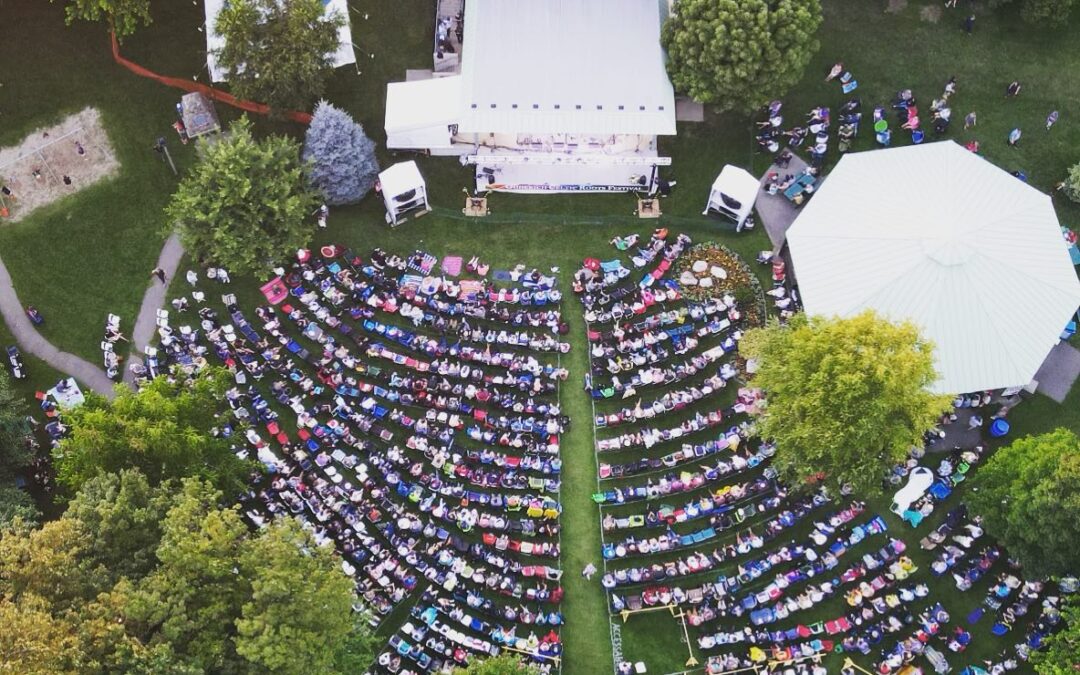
[2,1,1080,674]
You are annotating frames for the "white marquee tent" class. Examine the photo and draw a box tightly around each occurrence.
[204,0,355,83]
[378,161,429,226]
[704,165,760,231]
[786,141,1080,394]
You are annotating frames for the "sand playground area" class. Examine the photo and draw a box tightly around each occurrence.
[0,107,120,222]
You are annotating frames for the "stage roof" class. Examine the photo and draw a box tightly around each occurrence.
[455,0,677,136]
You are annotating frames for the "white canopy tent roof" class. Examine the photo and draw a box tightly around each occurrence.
[204,0,355,83]
[704,165,759,228]
[385,76,462,150]
[787,141,1080,395]
[456,0,676,136]
[378,161,429,225]
[384,0,677,142]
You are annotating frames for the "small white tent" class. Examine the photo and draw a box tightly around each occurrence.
[385,76,462,153]
[703,165,759,230]
[378,161,430,226]
[787,141,1080,394]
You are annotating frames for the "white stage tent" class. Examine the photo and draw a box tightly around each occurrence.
[384,0,678,188]
[786,141,1080,395]
[204,0,355,83]
[453,0,676,136]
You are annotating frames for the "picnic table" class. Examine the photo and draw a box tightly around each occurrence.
[783,174,816,204]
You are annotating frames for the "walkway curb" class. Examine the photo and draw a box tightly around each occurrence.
[124,233,184,385]
[0,254,118,398]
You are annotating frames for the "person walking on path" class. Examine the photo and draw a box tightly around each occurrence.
[582,562,597,580]
[151,267,166,284]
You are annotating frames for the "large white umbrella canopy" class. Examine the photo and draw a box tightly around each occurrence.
[787,141,1080,394]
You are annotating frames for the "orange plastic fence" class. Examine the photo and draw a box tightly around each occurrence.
[110,31,313,125]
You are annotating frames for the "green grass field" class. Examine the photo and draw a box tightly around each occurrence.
[2,0,1080,673]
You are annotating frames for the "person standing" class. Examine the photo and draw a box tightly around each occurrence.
[151,267,166,284]
[964,112,977,130]
[963,14,975,34]
[582,562,597,580]
[186,270,198,287]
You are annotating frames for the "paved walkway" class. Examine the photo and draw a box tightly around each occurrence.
[0,254,117,398]
[123,233,184,385]
[0,231,183,398]
[756,152,811,251]
[1033,341,1080,403]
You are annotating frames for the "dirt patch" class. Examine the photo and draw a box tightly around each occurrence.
[0,108,120,222]
[885,0,909,13]
[920,5,943,22]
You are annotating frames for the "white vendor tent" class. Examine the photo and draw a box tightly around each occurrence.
[786,141,1080,395]
[703,165,759,230]
[204,0,355,83]
[385,76,463,151]
[378,161,430,226]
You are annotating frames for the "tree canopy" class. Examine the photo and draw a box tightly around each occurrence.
[1063,161,1080,204]
[0,472,372,674]
[51,369,253,499]
[0,368,37,530]
[967,428,1080,579]
[742,311,950,496]
[213,0,344,114]
[453,653,542,675]
[303,100,380,206]
[166,116,321,276]
[661,0,823,110]
[0,368,31,486]
[53,0,152,40]
[1032,594,1080,674]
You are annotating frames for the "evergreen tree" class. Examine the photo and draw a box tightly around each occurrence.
[303,100,380,205]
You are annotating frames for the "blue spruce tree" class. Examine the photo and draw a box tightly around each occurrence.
[302,100,380,205]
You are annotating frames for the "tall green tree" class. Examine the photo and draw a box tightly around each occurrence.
[967,428,1080,579]
[0,596,80,675]
[0,487,40,530]
[742,311,950,496]
[1063,161,1080,204]
[51,369,252,498]
[1032,594,1080,674]
[63,470,175,583]
[0,369,31,485]
[662,0,823,110]
[52,0,152,40]
[453,653,542,675]
[235,518,357,674]
[213,0,344,114]
[166,116,321,275]
[0,474,371,675]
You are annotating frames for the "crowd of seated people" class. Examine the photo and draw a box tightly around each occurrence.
[138,245,568,674]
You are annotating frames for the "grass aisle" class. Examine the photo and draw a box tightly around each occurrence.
[556,281,615,675]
